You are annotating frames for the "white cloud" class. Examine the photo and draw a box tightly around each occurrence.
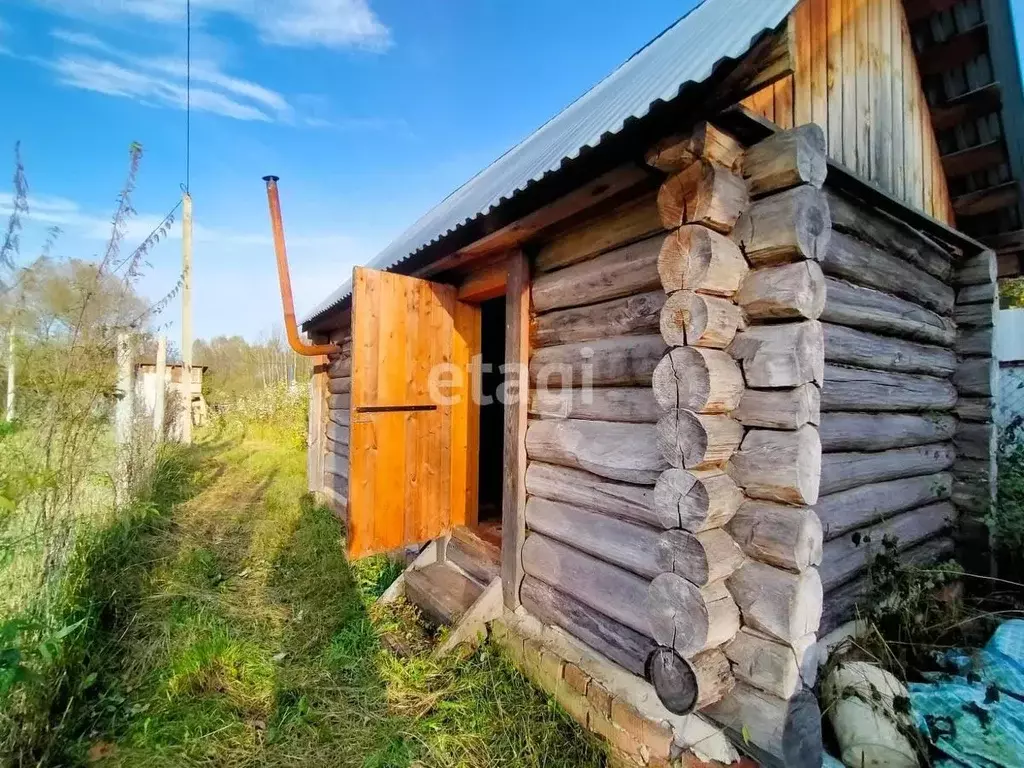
[36,0,391,51]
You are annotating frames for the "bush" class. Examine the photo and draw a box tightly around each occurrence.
[992,422,1024,551]
[217,382,308,448]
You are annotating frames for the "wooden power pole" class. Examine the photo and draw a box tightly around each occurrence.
[154,333,166,441]
[5,325,14,423]
[181,192,193,444]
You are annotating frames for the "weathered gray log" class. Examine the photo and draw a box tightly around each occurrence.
[815,473,953,541]
[954,457,991,480]
[819,443,956,495]
[955,300,998,329]
[704,684,823,768]
[743,124,827,198]
[328,408,350,427]
[530,335,666,388]
[820,365,958,413]
[653,468,745,532]
[819,536,955,635]
[522,533,653,637]
[727,502,823,572]
[821,501,954,590]
[526,496,663,579]
[648,646,735,715]
[733,384,820,430]
[953,358,995,397]
[727,559,823,643]
[525,419,667,484]
[326,469,348,493]
[658,224,749,296]
[728,320,824,388]
[953,476,995,515]
[532,235,661,313]
[660,290,742,348]
[646,122,744,173]
[325,451,348,480]
[648,573,740,656]
[525,461,662,528]
[327,393,350,410]
[656,528,745,586]
[958,282,998,304]
[727,425,822,505]
[821,277,956,346]
[955,421,996,460]
[532,290,664,347]
[520,576,654,677]
[326,420,349,446]
[824,189,953,281]
[819,412,958,452]
[724,627,816,700]
[954,251,997,286]
[736,261,826,320]
[529,386,661,423]
[955,327,994,357]
[328,356,351,378]
[731,185,831,265]
[956,397,994,423]
[821,230,955,315]
[823,323,957,376]
[657,160,748,232]
[327,378,351,396]
[651,347,744,414]
[657,409,743,470]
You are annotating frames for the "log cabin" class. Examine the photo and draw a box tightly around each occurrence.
[293,0,1012,765]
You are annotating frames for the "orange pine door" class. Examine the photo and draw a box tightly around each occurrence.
[348,267,476,559]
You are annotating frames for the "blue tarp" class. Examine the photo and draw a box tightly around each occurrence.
[909,620,1024,767]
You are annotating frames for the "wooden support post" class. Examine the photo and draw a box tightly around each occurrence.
[114,331,135,504]
[4,325,14,423]
[180,191,194,444]
[153,333,166,441]
[502,251,530,609]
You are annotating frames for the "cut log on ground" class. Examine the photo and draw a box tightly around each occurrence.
[653,468,745,532]
[727,559,823,643]
[730,185,831,265]
[652,346,744,414]
[532,235,661,313]
[819,443,956,495]
[658,224,748,296]
[526,495,663,579]
[821,278,956,346]
[660,290,742,348]
[657,160,748,232]
[820,365,958,413]
[819,412,958,452]
[742,124,827,198]
[525,418,667,484]
[648,573,740,656]
[733,384,820,430]
[532,290,664,347]
[647,646,735,715]
[727,501,823,572]
[821,231,955,315]
[522,533,653,638]
[736,261,826,320]
[529,386,661,423]
[823,324,957,376]
[724,627,814,700]
[820,501,954,590]
[657,409,744,470]
[727,425,822,505]
[535,192,663,273]
[530,335,667,388]
[520,576,653,677]
[525,461,661,529]
[655,528,745,586]
[646,122,744,173]
[728,321,824,388]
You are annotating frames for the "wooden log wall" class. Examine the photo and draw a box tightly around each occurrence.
[521,122,827,765]
[321,329,352,514]
[814,179,967,635]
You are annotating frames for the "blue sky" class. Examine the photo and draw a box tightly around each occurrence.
[0,0,702,341]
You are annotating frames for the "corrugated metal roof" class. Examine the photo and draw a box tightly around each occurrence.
[302,0,797,325]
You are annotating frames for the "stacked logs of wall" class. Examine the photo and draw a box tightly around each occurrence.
[322,329,352,511]
[814,181,962,636]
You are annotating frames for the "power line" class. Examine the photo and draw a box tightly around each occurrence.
[185,0,191,193]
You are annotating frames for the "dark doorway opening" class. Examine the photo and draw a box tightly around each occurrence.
[476,295,506,541]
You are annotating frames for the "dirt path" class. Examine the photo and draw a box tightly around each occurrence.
[84,432,601,768]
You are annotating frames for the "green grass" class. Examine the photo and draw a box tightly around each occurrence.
[17,426,604,767]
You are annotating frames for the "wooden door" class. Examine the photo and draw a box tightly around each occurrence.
[348,267,476,559]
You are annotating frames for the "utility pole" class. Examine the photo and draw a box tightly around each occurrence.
[5,325,14,423]
[154,333,166,441]
[114,331,135,504]
[181,191,193,444]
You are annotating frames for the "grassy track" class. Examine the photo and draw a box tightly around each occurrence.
[76,429,603,768]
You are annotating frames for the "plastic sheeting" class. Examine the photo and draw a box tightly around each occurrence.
[909,619,1024,767]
